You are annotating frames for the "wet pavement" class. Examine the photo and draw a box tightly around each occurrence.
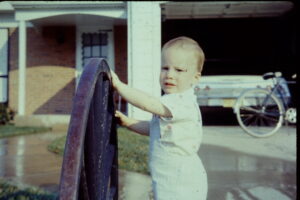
[202,126,296,200]
[0,126,296,200]
[0,131,65,193]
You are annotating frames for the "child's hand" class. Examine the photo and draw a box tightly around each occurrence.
[115,110,128,127]
[110,70,121,90]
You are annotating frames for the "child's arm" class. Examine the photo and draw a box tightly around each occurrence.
[115,110,149,136]
[111,71,172,118]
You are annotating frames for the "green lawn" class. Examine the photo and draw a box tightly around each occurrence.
[48,127,150,174]
[117,127,150,174]
[0,124,51,139]
[0,124,150,174]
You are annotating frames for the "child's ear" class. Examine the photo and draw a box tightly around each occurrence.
[194,72,201,83]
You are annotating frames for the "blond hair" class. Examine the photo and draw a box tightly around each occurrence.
[162,36,205,73]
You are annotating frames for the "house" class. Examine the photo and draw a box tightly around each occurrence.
[0,1,296,128]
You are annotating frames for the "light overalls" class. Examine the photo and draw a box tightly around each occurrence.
[149,88,208,200]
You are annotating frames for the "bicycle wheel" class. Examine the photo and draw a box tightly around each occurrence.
[235,89,284,137]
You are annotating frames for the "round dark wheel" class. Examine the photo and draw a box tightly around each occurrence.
[59,58,118,200]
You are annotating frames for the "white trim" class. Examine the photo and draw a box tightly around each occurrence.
[12,1,126,21]
[15,8,126,21]
[0,22,19,28]
[11,1,125,8]
[0,1,14,12]
[0,22,33,28]
[76,25,115,86]
[18,20,26,115]
[0,13,33,28]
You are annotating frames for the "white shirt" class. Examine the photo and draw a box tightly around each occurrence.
[150,88,203,156]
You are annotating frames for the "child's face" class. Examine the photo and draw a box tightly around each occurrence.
[160,46,201,94]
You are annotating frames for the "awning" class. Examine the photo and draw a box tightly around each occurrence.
[161,1,294,19]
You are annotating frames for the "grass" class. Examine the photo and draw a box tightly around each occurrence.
[117,127,150,174]
[0,124,52,139]
[47,136,66,156]
[0,178,57,200]
[48,127,150,174]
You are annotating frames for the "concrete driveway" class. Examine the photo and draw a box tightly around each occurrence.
[120,125,296,200]
[200,126,296,200]
[0,125,296,200]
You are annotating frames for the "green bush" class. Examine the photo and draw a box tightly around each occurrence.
[0,103,15,125]
[0,179,57,200]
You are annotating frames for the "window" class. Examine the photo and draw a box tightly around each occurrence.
[81,32,108,67]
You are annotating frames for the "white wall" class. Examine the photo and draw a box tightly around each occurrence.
[127,1,162,120]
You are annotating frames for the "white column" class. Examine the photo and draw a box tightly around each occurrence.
[127,1,161,120]
[18,20,26,115]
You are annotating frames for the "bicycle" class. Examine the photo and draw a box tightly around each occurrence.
[233,72,296,137]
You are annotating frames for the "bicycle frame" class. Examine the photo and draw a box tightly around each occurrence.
[234,72,296,137]
[234,76,292,113]
[268,77,295,111]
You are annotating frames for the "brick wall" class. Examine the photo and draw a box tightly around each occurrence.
[8,25,128,115]
[113,25,128,113]
[113,25,127,84]
[8,26,76,115]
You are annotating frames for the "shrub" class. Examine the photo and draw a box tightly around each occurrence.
[0,103,15,125]
[0,179,57,200]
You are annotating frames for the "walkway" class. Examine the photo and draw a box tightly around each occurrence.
[0,126,296,199]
